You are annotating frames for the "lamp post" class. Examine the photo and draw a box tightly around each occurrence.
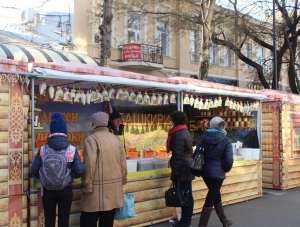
[272,0,278,90]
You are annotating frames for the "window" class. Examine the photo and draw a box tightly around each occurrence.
[209,43,218,64]
[156,20,170,56]
[245,43,253,70]
[257,46,265,66]
[224,47,234,67]
[190,30,201,61]
[128,14,142,43]
[293,128,300,151]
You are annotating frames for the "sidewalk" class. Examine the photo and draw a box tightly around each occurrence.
[151,188,300,227]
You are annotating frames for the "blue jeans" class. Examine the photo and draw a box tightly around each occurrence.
[173,177,194,225]
[42,186,73,227]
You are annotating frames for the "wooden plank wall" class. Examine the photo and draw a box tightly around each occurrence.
[262,101,300,190]
[29,161,262,227]
[0,76,28,226]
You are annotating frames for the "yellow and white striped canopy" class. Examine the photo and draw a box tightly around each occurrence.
[0,43,99,66]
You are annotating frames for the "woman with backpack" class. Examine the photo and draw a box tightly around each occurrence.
[31,112,85,227]
[196,117,233,227]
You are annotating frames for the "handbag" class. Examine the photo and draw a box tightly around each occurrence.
[164,179,189,207]
[190,145,205,177]
[114,193,137,220]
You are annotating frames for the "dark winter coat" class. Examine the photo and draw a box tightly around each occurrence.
[169,128,195,181]
[31,135,85,187]
[196,131,233,179]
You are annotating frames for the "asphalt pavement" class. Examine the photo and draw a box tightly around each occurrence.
[151,187,300,227]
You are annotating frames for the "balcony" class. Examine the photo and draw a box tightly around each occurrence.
[115,43,164,70]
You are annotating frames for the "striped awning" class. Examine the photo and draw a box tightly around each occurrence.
[0,44,99,66]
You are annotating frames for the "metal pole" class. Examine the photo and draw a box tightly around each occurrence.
[273,0,277,90]
[31,77,36,187]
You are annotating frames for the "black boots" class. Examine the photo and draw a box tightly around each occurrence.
[198,206,213,227]
[214,202,233,227]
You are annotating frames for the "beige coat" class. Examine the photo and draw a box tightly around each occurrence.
[81,127,127,212]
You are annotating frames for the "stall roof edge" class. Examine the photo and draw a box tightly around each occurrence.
[32,67,268,100]
[32,67,183,92]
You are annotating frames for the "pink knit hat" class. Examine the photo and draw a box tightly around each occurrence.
[90,111,109,127]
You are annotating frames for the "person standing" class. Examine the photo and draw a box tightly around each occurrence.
[80,111,127,227]
[197,117,233,227]
[167,111,194,227]
[107,111,126,148]
[31,112,85,227]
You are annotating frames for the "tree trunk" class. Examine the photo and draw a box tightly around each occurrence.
[99,0,113,67]
[198,25,211,80]
[287,36,299,94]
[197,0,216,80]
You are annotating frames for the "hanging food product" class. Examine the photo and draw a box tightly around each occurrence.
[218,96,222,107]
[204,98,209,110]
[213,97,219,108]
[194,97,200,109]
[90,89,98,102]
[102,87,109,101]
[81,90,86,105]
[150,92,157,105]
[136,90,143,104]
[94,88,103,103]
[157,93,163,105]
[189,95,195,106]
[143,91,150,105]
[236,101,240,111]
[63,88,72,103]
[163,93,169,105]
[170,92,176,104]
[86,90,91,104]
[129,89,136,102]
[225,97,230,106]
[208,98,214,109]
[53,86,64,102]
[254,100,260,111]
[71,87,76,102]
[116,87,124,100]
[199,98,204,110]
[123,87,130,100]
[108,86,115,99]
[48,82,55,99]
[183,93,190,105]
[232,100,237,110]
[74,89,81,103]
[229,98,233,109]
[39,80,47,95]
[239,101,244,113]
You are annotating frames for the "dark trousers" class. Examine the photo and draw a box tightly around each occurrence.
[42,186,73,227]
[80,209,116,227]
[173,177,194,225]
[203,177,224,207]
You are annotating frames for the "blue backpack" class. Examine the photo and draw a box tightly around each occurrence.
[39,144,75,190]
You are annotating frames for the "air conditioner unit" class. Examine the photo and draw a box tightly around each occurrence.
[21,8,35,24]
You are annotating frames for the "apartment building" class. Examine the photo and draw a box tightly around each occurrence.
[0,0,290,91]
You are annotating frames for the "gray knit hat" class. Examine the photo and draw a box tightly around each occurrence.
[90,111,109,127]
[210,117,226,130]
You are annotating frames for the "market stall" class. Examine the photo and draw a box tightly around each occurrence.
[0,59,29,226]
[0,58,267,226]
[24,62,266,226]
[261,89,300,190]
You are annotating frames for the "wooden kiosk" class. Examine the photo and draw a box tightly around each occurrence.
[0,59,264,226]
[261,89,300,190]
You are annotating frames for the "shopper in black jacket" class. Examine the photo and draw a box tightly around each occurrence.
[167,111,194,227]
[197,117,233,227]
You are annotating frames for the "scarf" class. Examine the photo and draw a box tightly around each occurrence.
[166,124,187,153]
[206,128,227,135]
